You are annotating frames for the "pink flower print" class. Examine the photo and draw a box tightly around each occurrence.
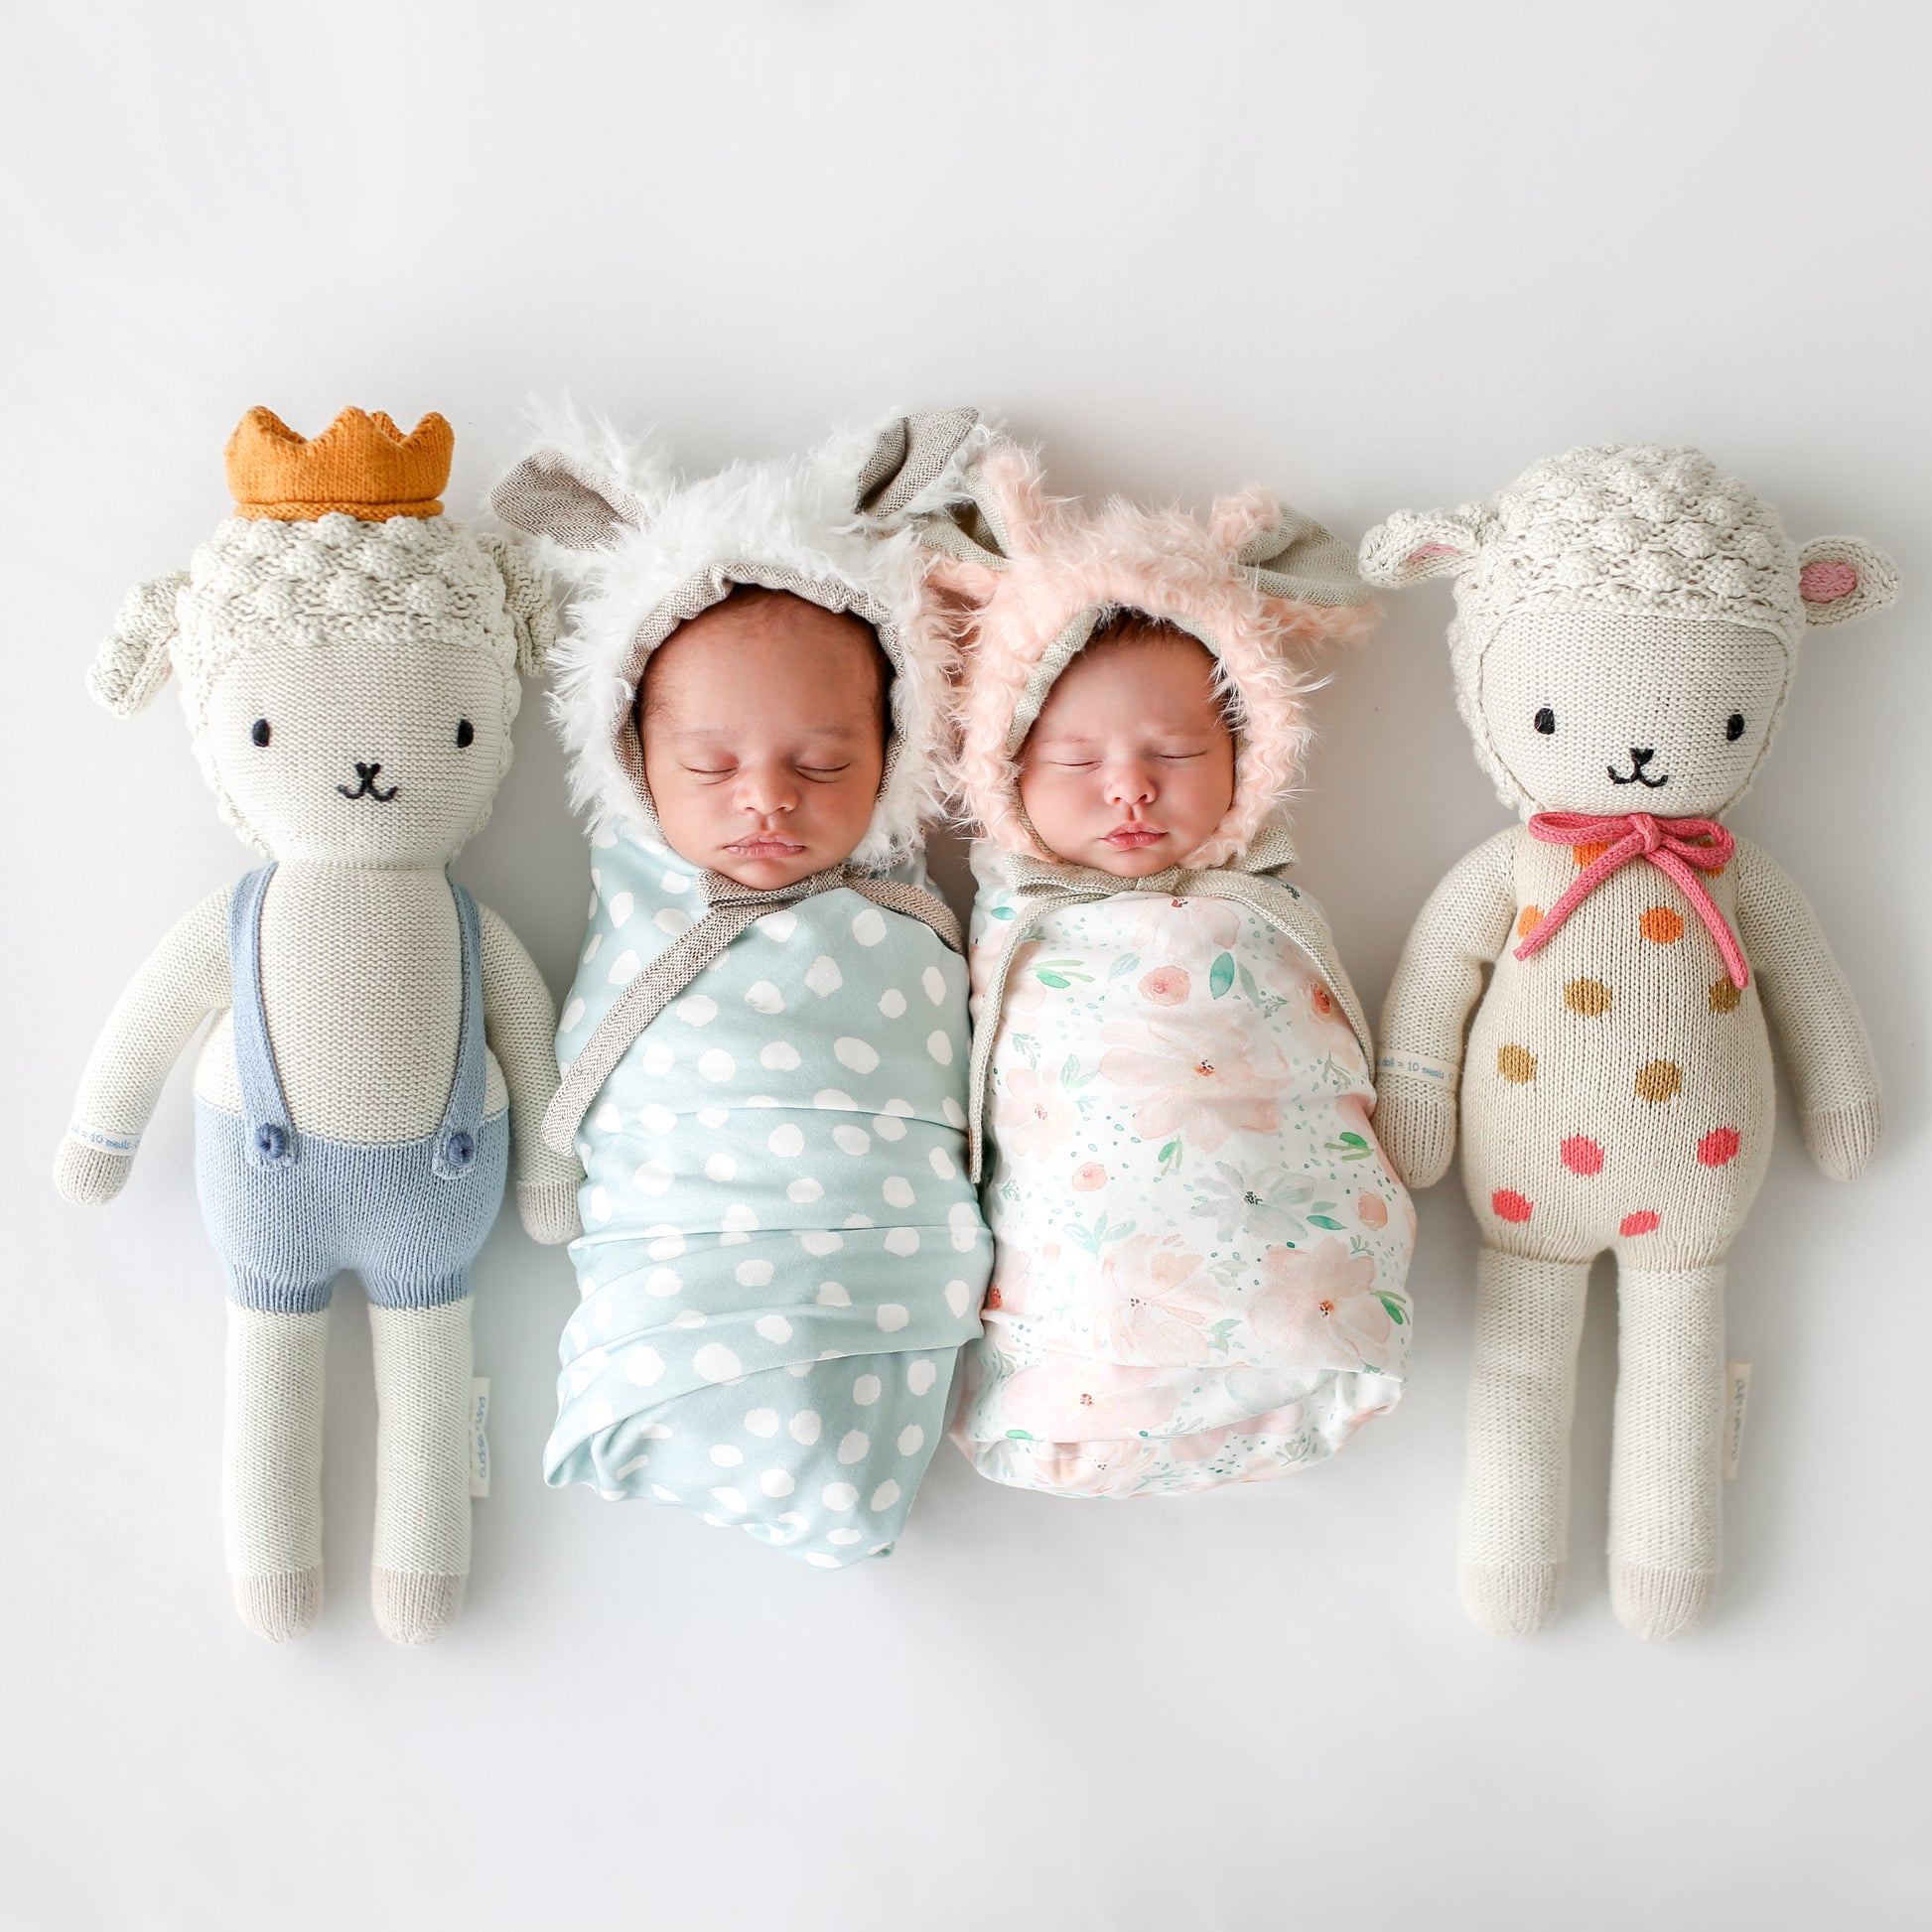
[1248,1238,1397,1372]
[1026,1438,1160,1496]
[1070,1162,1108,1192]
[994,1062,1077,1159]
[1138,966,1190,1006]
[1002,1352,1178,1441]
[1098,1012,1287,1152]
[1093,1238,1225,1366]
[1121,895,1242,973]
[1355,1191,1389,1231]
[983,1245,1035,1316]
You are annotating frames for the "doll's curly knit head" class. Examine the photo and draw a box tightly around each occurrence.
[1360,444,1899,819]
[87,407,554,865]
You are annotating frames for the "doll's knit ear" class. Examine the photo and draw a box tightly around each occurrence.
[88,573,187,715]
[491,447,646,551]
[1796,536,1900,629]
[1226,496,1373,608]
[854,407,981,522]
[476,533,559,676]
[1358,506,1489,589]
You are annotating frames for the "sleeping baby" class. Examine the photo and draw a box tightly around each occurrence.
[492,410,992,1567]
[926,443,1417,1498]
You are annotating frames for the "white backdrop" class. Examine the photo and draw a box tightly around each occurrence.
[6,5,1928,1928]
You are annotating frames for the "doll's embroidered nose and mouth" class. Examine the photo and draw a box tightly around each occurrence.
[1608,747,1668,788]
[337,760,399,802]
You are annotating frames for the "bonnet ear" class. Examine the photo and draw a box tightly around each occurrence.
[1358,505,1490,589]
[475,534,559,676]
[854,407,982,521]
[917,438,1049,587]
[1219,493,1373,608]
[490,446,649,551]
[1796,536,1901,628]
[88,573,187,715]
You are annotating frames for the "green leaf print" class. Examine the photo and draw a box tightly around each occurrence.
[1324,1135,1371,1162]
[1158,1137,1183,1174]
[1308,1215,1345,1230]
[1060,1053,1097,1091]
[1034,958,1093,988]
[1338,1132,1368,1149]
[1209,951,1236,998]
[1378,1295,1408,1325]
[1107,952,1142,980]
[1237,962,1263,1004]
[1005,1429,1035,1441]
[989,903,1016,920]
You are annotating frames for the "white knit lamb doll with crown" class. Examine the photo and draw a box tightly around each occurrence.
[1361,445,1895,1641]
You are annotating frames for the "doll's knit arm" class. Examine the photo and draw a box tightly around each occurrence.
[478,902,583,1242]
[1371,827,1519,1187]
[56,886,233,1203]
[1732,837,1883,1181]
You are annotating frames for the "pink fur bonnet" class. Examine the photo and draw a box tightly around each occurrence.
[928,441,1374,869]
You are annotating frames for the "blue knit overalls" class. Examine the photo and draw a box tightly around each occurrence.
[196,866,510,1314]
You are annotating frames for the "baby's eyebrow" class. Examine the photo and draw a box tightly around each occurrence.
[668,721,869,741]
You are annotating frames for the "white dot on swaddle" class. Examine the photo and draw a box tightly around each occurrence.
[800,1231,843,1256]
[694,1344,743,1383]
[787,1177,824,1203]
[805,955,843,997]
[822,1483,859,1511]
[588,1187,611,1224]
[698,1049,736,1082]
[767,1124,805,1158]
[608,891,634,928]
[852,1373,881,1406]
[754,1315,790,1343]
[790,1411,822,1445]
[873,1114,906,1143]
[944,1280,972,1317]
[644,1268,682,1297]
[852,907,887,946]
[838,1431,870,1464]
[709,1446,743,1467]
[592,1301,615,1334]
[878,989,906,1019]
[745,980,785,1015]
[671,1311,708,1328]
[870,1480,901,1512]
[710,1487,746,1513]
[642,1042,675,1076]
[662,871,691,894]
[929,1147,958,1179]
[827,1528,864,1546]
[747,1094,779,1109]
[833,1126,872,1156]
[745,1409,780,1438]
[561,998,586,1033]
[723,1203,759,1233]
[942,1096,966,1129]
[697,1106,728,1129]
[756,909,796,941]
[882,1176,915,1209]
[650,1484,679,1503]
[568,1319,588,1348]
[906,1358,936,1396]
[786,1362,813,1377]
[925,1030,953,1064]
[594,1101,621,1133]
[844,1214,874,1229]
[741,1263,777,1292]
[705,1153,737,1182]
[885,1229,920,1256]
[582,932,603,965]
[609,951,640,986]
[922,966,946,1006]
[655,908,692,937]
[806,1554,841,1569]
[760,1040,801,1071]
[646,1226,686,1260]
[677,996,718,1026]
[814,1088,857,1110]
[835,1036,881,1074]
[876,1304,910,1331]
[948,1203,980,1252]
[638,1422,672,1440]
[632,1161,673,1195]
[625,1348,665,1386]
[759,1469,795,1497]
[897,1426,924,1455]
[816,1281,849,1307]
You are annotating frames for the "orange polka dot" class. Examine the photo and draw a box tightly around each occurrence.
[1517,905,1543,940]
[1641,906,1685,944]
[1496,1044,1537,1083]
[1635,1060,1683,1104]
[1564,978,1612,1017]
[1572,841,1610,868]
[1620,1210,1661,1238]
[1709,977,1741,1013]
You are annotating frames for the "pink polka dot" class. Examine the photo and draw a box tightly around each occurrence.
[1491,1188,1534,1223]
[1560,1135,1604,1176]
[1620,1210,1660,1238]
[1698,1127,1741,1168]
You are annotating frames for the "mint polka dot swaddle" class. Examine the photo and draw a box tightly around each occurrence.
[545,827,991,1567]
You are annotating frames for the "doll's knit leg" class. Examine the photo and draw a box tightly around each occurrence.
[223,1306,328,1641]
[368,1297,473,1646]
[1608,1263,1725,1641]
[1459,1246,1589,1638]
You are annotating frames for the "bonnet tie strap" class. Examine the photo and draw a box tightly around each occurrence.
[542,864,962,1155]
[963,823,1370,1181]
[1515,811,1747,990]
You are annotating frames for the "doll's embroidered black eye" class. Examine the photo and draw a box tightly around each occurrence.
[1725,713,1744,742]
[1533,707,1556,735]
[456,718,475,749]
[250,718,271,747]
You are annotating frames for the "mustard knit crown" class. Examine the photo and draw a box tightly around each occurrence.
[224,406,455,521]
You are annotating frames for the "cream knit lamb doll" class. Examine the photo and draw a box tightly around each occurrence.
[56,407,580,1645]
[1361,444,1895,1641]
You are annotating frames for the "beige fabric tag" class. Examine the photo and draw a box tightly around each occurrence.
[1723,1362,1752,1480]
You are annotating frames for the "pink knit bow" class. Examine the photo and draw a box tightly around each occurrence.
[1515,811,1749,990]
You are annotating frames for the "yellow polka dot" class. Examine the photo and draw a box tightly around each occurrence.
[1635,1059,1683,1103]
[1517,905,1543,940]
[1496,1044,1537,1083]
[1709,977,1741,1013]
[1564,978,1612,1018]
[1640,906,1685,944]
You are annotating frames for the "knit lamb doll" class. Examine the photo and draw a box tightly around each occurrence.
[56,407,579,1645]
[491,409,994,1568]
[931,442,1416,1498]
[1361,444,1895,1641]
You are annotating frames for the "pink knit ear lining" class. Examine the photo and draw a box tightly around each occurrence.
[1800,558,1859,605]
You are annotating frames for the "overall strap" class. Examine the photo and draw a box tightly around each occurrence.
[432,880,489,1179]
[542,865,962,1156]
[228,863,298,1170]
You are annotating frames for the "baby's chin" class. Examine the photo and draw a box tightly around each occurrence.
[1064,832,1191,878]
[706,836,859,892]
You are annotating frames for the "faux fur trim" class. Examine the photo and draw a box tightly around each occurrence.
[938,443,1374,869]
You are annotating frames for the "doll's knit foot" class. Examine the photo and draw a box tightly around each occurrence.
[232,1567,322,1641]
[1460,1561,1564,1637]
[1610,1560,1715,1641]
[372,1568,466,1645]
